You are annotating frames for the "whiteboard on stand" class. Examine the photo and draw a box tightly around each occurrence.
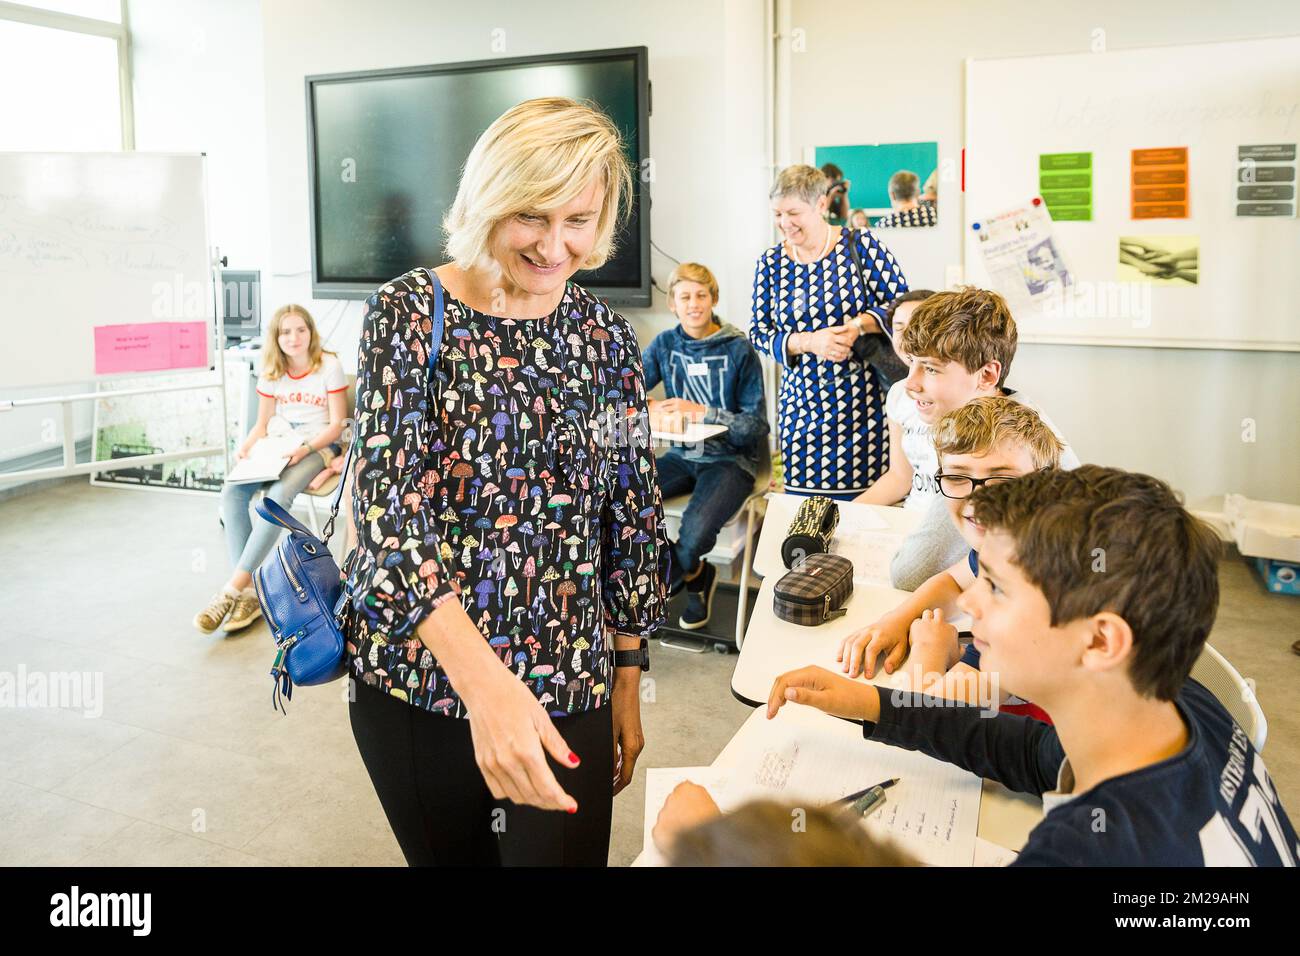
[963,36,1300,351]
[0,151,216,389]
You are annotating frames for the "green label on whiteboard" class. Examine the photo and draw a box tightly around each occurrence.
[1040,171,1091,189]
[1046,205,1092,221]
[1039,152,1092,220]
[1040,152,1092,171]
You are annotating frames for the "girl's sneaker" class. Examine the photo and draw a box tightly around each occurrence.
[223,588,263,633]
[194,586,239,633]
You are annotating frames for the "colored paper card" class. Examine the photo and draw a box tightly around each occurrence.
[1235,143,1296,218]
[94,321,209,375]
[1039,152,1092,221]
[1039,152,1091,171]
[1131,147,1189,219]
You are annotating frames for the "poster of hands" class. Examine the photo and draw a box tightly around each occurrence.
[971,200,1073,306]
[1118,236,1199,285]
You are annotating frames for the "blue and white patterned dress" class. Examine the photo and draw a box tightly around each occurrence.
[749,227,908,499]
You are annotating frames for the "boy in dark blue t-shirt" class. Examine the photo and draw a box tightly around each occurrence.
[643,263,768,630]
[763,465,1297,865]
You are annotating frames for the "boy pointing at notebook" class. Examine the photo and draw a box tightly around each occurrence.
[767,466,1296,865]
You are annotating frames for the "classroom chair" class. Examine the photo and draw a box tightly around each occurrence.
[1191,642,1268,752]
[292,374,355,557]
[659,448,771,651]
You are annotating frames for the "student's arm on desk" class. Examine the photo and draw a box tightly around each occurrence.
[839,566,965,679]
[768,665,1064,798]
[855,419,911,505]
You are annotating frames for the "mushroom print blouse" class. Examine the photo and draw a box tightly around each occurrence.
[343,268,669,718]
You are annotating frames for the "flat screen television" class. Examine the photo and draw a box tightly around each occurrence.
[305,46,651,306]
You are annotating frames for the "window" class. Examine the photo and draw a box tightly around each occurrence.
[0,1,132,150]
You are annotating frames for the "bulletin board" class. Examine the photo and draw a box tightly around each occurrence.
[963,36,1300,351]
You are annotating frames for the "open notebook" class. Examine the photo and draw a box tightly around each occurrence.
[224,434,302,484]
[641,703,984,867]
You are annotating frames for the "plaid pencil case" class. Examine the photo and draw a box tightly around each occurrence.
[773,552,854,626]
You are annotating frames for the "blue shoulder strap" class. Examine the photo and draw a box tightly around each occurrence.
[322,269,446,544]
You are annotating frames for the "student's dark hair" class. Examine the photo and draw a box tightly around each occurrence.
[666,800,914,867]
[883,289,937,323]
[970,465,1222,701]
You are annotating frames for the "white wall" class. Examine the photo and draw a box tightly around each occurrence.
[259,0,772,370]
[785,0,1300,504]
[130,0,269,279]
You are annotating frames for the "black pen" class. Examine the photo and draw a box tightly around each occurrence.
[836,777,899,806]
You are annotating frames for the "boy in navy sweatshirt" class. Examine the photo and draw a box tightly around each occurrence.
[643,263,769,630]
[657,466,1297,865]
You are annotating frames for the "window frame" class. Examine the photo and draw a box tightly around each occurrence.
[0,0,134,149]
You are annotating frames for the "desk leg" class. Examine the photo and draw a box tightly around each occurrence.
[736,499,757,650]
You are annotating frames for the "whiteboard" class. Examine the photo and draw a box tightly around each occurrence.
[964,36,1300,351]
[0,152,215,388]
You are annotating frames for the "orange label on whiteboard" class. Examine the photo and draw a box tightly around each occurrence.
[1131,147,1189,219]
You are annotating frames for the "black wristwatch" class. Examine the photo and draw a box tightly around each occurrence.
[613,638,650,672]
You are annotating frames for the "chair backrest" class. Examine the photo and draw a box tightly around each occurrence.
[1191,643,1268,752]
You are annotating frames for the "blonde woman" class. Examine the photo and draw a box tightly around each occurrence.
[193,305,347,633]
[344,97,667,866]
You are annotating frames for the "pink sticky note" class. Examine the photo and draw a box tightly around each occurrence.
[94,322,210,375]
[169,321,209,369]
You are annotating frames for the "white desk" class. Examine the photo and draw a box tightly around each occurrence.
[736,494,924,704]
[720,492,1041,858]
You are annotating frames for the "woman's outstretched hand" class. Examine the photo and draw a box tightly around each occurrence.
[461,663,581,813]
[422,601,580,813]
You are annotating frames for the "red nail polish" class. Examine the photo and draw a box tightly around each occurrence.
[568,752,579,765]
[567,806,577,814]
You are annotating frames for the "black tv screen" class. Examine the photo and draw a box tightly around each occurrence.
[306,46,650,306]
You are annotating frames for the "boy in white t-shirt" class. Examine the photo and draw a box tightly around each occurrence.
[860,288,1080,590]
[194,304,349,635]
[856,289,938,512]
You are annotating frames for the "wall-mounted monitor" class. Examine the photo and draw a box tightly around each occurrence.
[305,46,651,306]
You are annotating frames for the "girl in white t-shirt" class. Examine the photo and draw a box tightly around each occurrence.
[194,304,349,634]
[855,290,936,508]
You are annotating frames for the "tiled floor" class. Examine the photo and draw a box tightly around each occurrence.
[1,479,1296,866]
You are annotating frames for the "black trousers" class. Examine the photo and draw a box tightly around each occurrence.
[348,679,614,866]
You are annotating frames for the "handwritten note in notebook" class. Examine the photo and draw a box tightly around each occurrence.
[717,705,982,867]
[833,528,906,586]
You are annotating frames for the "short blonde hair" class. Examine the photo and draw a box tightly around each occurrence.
[769,164,829,207]
[933,396,1064,470]
[442,97,633,274]
[666,262,719,303]
[889,170,920,201]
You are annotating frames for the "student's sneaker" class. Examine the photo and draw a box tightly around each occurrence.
[678,562,717,631]
[223,588,263,633]
[193,586,239,633]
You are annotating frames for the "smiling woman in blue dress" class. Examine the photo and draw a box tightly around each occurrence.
[343,97,668,866]
[750,164,910,499]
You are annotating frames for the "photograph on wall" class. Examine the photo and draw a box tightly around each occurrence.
[813,142,939,229]
[90,372,236,495]
[1117,235,1199,286]
[971,200,1073,306]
